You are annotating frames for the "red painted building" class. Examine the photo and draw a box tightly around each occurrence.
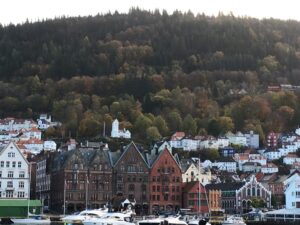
[267,132,279,148]
[182,181,209,214]
[149,148,182,214]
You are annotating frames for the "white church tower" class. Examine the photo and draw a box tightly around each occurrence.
[111,119,131,139]
[111,119,120,138]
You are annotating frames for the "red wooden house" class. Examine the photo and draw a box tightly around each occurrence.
[149,148,182,214]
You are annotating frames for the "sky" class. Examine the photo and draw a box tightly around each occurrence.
[1,0,300,25]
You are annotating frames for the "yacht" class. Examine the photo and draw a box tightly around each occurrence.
[222,216,246,225]
[138,216,188,225]
[83,212,135,225]
[11,215,50,224]
[62,208,108,223]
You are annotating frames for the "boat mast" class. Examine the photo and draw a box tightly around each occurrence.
[63,178,66,216]
[27,162,31,218]
[198,156,201,218]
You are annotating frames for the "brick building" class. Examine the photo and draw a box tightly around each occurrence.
[182,181,209,214]
[50,148,113,213]
[149,148,182,214]
[110,142,149,215]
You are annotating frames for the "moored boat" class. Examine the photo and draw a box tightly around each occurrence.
[11,215,50,224]
[61,208,108,223]
[221,215,246,225]
[138,216,188,225]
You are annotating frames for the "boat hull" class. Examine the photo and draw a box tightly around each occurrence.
[11,218,51,224]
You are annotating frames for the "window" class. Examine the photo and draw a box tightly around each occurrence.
[141,184,146,191]
[128,184,135,191]
[7,181,13,188]
[18,162,21,168]
[152,186,156,192]
[257,189,260,197]
[0,171,2,178]
[0,181,1,188]
[0,161,3,167]
[127,165,135,172]
[12,161,16,168]
[8,152,15,157]
[19,181,24,188]
[164,194,169,201]
[8,171,13,178]
[19,171,25,178]
[247,188,251,196]
[120,165,125,172]
[6,161,10,167]
[6,191,13,198]
[117,176,123,182]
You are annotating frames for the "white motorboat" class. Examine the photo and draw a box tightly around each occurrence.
[83,212,135,225]
[62,208,108,223]
[222,216,246,225]
[12,215,50,224]
[138,216,188,225]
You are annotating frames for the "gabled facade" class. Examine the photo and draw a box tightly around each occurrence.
[236,175,271,213]
[0,142,30,199]
[284,172,300,209]
[182,161,200,183]
[181,160,211,185]
[50,148,113,213]
[88,149,113,209]
[112,142,149,214]
[149,148,182,214]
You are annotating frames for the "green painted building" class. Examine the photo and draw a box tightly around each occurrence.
[0,200,42,218]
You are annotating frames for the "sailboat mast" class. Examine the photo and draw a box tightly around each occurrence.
[27,162,31,218]
[198,157,201,217]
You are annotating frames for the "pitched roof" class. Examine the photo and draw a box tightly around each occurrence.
[205,182,245,191]
[180,159,196,173]
[262,163,278,168]
[113,142,149,168]
[170,132,185,141]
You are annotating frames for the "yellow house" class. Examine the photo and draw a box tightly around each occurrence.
[181,159,212,185]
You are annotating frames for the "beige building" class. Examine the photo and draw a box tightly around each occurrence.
[181,159,212,185]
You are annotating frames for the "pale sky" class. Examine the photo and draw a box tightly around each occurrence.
[1,0,300,25]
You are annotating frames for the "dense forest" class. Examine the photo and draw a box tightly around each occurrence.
[1,9,300,144]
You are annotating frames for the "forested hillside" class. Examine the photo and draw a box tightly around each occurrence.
[1,9,300,143]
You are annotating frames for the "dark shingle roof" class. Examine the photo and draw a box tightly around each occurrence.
[205,182,245,191]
